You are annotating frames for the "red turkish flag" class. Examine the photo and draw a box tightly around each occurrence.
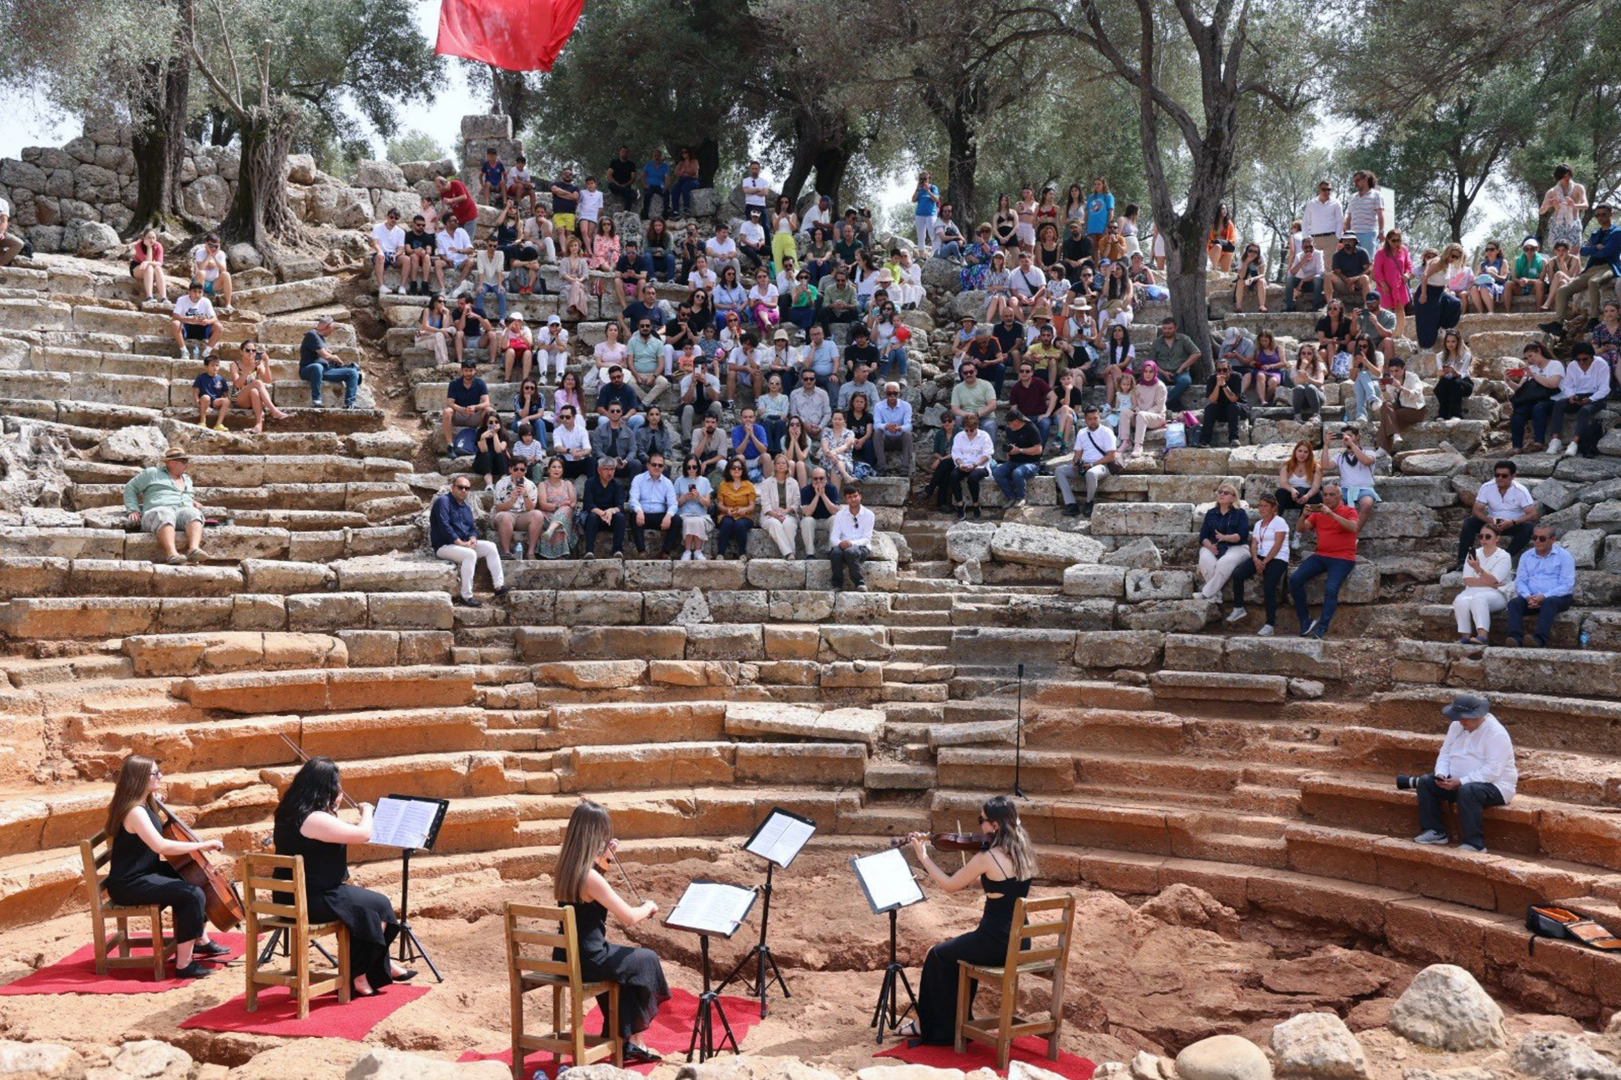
[435,0,585,72]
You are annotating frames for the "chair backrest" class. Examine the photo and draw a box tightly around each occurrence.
[80,831,113,913]
[505,901,583,997]
[999,893,1077,974]
[239,853,309,925]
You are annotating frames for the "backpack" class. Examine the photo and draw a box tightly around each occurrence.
[452,427,480,456]
[1526,905,1621,954]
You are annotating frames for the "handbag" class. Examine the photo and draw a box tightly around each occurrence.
[1163,422,1187,450]
[1526,905,1621,954]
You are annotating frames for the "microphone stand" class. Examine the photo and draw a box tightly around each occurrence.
[1013,663,1026,798]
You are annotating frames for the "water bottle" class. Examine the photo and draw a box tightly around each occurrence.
[513,540,524,561]
[1580,628,1590,650]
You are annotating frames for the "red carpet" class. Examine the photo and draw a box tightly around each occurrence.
[875,1035,1096,1079]
[179,982,430,1039]
[458,987,761,1076]
[0,933,247,996]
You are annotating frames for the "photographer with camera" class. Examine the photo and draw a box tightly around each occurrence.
[1410,693,1517,854]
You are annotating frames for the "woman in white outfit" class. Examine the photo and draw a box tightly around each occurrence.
[1452,523,1513,645]
[1196,482,1252,611]
[757,456,802,558]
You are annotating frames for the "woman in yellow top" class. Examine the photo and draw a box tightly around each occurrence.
[714,458,757,560]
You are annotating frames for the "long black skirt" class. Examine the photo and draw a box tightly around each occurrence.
[579,942,671,1038]
[309,883,400,990]
[107,866,207,943]
[916,928,1011,1045]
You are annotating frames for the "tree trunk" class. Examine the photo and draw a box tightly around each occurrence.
[812,146,850,207]
[696,136,720,189]
[780,116,820,209]
[491,68,531,130]
[127,54,190,234]
[943,111,977,226]
[221,101,301,250]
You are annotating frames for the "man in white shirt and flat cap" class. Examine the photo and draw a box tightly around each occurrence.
[1412,692,1518,854]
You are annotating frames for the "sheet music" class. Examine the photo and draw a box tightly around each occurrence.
[666,882,757,936]
[745,810,816,868]
[852,848,925,913]
[370,797,440,850]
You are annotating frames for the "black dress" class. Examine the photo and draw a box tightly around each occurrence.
[555,900,670,1038]
[274,816,400,990]
[106,806,207,943]
[916,873,1032,1045]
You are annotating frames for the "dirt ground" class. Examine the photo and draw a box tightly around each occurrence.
[0,845,1585,1078]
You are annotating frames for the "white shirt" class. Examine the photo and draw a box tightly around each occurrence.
[1009,264,1045,299]
[174,295,215,321]
[1076,423,1117,466]
[0,197,10,218]
[688,268,717,291]
[748,283,778,307]
[369,224,405,256]
[493,475,538,512]
[1252,515,1291,563]
[1474,479,1534,521]
[191,244,228,280]
[1559,358,1611,401]
[706,236,738,260]
[553,421,590,454]
[577,188,603,223]
[594,341,628,368]
[829,505,876,548]
[739,221,765,246]
[1302,196,1344,236]
[800,205,831,235]
[743,175,769,207]
[1434,714,1517,802]
[537,326,569,351]
[1291,249,1325,278]
[951,429,994,468]
[1462,545,1515,599]
[476,249,505,285]
[436,228,471,265]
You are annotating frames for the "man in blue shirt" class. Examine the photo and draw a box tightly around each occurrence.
[641,150,671,219]
[627,453,681,558]
[1505,525,1576,647]
[595,366,645,430]
[442,361,493,449]
[873,381,914,474]
[192,356,231,430]
[731,407,770,481]
[431,476,506,606]
[913,171,940,251]
[300,314,362,409]
[1544,202,1619,334]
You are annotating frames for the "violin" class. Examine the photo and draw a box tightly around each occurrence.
[890,831,989,853]
[152,797,244,932]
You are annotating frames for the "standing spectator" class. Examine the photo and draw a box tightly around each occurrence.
[606,146,638,213]
[370,210,406,294]
[129,228,166,304]
[436,173,479,232]
[492,459,541,559]
[670,148,701,216]
[1506,238,1546,313]
[874,381,914,476]
[829,486,874,591]
[1541,203,1619,336]
[548,167,579,235]
[190,234,233,312]
[771,194,799,273]
[123,447,208,565]
[170,281,219,360]
[1506,525,1576,648]
[1199,359,1244,448]
[1056,406,1117,518]
[300,315,361,409]
[913,172,940,250]
[673,454,713,560]
[1433,330,1474,421]
[1085,178,1114,248]
[580,458,627,557]
[191,355,231,430]
[1452,523,1513,645]
[992,409,1043,508]
[1328,234,1372,302]
[1371,231,1412,336]
[715,458,758,559]
[742,160,770,216]
[1548,342,1610,458]
[1197,482,1252,619]
[628,454,680,559]
[1507,341,1564,452]
[442,360,493,451]
[577,176,604,252]
[1411,694,1518,854]
[1289,482,1360,639]
[1343,170,1386,253]
[1541,164,1589,254]
[1302,180,1344,268]
[1457,459,1537,571]
[948,411,994,519]
[430,476,506,607]
[1230,494,1290,635]
[641,149,670,219]
[1376,356,1426,454]
[1413,244,1465,350]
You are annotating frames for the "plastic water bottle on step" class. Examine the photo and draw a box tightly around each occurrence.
[513,540,524,561]
[1580,627,1590,650]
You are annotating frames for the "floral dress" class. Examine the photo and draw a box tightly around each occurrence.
[960,240,999,292]
[536,478,576,559]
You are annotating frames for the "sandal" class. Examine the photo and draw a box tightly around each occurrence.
[623,1044,662,1066]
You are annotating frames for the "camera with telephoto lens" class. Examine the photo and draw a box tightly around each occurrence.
[1396,773,1443,791]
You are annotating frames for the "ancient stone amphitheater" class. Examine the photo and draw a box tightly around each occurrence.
[2,135,1621,1079]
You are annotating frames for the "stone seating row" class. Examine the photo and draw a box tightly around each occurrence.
[0,523,421,565]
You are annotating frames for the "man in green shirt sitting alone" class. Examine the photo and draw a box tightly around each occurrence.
[1150,317,1203,410]
[124,447,209,565]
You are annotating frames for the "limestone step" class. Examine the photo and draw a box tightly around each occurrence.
[175,664,477,714]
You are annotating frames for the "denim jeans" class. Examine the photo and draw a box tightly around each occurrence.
[480,283,508,322]
[935,240,962,259]
[1348,371,1378,421]
[1505,592,1573,644]
[1290,553,1355,635]
[879,346,907,382]
[670,177,701,215]
[1165,371,1193,410]
[1511,399,1557,447]
[993,461,1040,501]
[301,361,361,408]
[1416,775,1504,849]
[1286,275,1323,311]
[1033,417,1052,446]
[761,414,787,454]
[641,186,668,218]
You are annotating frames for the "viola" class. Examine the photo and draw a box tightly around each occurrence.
[889,831,989,854]
[153,797,244,932]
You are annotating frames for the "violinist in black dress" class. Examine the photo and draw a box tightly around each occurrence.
[103,754,232,977]
[553,800,671,1065]
[899,794,1037,1046]
[273,757,416,996]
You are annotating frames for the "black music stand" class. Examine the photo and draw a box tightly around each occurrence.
[719,807,816,1017]
[374,794,450,983]
[852,847,925,1043]
[665,880,758,1063]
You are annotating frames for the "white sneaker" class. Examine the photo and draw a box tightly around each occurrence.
[1547,437,1563,456]
[1413,830,1450,845]
[1564,442,1579,457]
[1225,607,1248,623]
[695,551,707,560]
[1257,624,1275,637]
[680,550,692,561]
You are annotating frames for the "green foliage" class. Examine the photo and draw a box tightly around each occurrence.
[387,130,446,165]
[0,0,178,116]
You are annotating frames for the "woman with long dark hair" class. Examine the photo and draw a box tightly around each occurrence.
[553,801,669,1065]
[899,794,1037,1045]
[273,757,413,997]
[103,755,229,977]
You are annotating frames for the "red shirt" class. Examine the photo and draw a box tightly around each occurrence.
[443,180,477,225]
[1306,503,1358,561]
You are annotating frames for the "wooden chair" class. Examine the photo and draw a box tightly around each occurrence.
[239,853,350,1019]
[79,832,176,980]
[955,893,1077,1069]
[504,901,622,1080]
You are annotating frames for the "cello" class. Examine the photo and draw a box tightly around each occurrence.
[152,797,244,932]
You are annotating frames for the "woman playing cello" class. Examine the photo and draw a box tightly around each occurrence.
[103,755,231,977]
[898,795,1037,1045]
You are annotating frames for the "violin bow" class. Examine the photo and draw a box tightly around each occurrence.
[609,847,644,904]
[278,732,360,810]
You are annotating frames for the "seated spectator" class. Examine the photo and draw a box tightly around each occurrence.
[1506,525,1575,648]
[691,412,730,486]
[123,447,208,565]
[790,368,833,440]
[821,411,870,487]
[1006,362,1052,446]
[1199,359,1244,448]
[510,421,546,479]
[416,292,455,368]
[874,382,914,476]
[799,468,841,556]
[1233,243,1268,312]
[830,486,874,591]
[191,355,231,431]
[130,227,166,304]
[644,217,676,281]
[1229,493,1290,635]
[1549,342,1610,458]
[706,225,741,279]
[1197,482,1252,619]
[492,459,541,559]
[950,363,998,442]
[580,458,628,558]
[370,209,406,295]
[640,150,670,219]
[500,314,534,385]
[1356,291,1397,362]
[300,315,362,409]
[401,214,436,296]
[1057,406,1117,518]
[680,359,724,439]
[1328,233,1371,301]
[757,371,792,452]
[506,154,536,214]
[1117,363,1167,459]
[628,454,681,559]
[1376,356,1426,454]
[993,409,1044,508]
[637,406,678,465]
[551,406,593,478]
[1325,425,1379,525]
[606,145,638,213]
[1275,439,1322,515]
[0,196,24,267]
[1150,318,1201,410]
[1343,336,1384,425]
[732,407,771,481]
[627,317,671,409]
[474,235,509,322]
[922,413,961,512]
[738,208,769,272]
[435,216,475,295]
[431,476,506,607]
[673,454,713,560]
[1433,330,1474,421]
[478,146,507,206]
[1412,693,1518,855]
[715,458,758,559]
[512,378,548,440]
[1508,341,1564,452]
[758,455,802,557]
[1452,523,1513,645]
[451,292,496,370]
[1457,459,1537,571]
[1316,299,1357,370]
[1286,237,1325,312]
[1469,241,1509,314]
[935,205,965,259]
[838,359,880,414]
[1290,344,1326,422]
[1289,482,1359,639]
[473,412,509,488]
[945,411,993,519]
[171,281,219,360]
[596,365,644,429]
[592,401,642,486]
[230,341,287,432]
[191,234,233,312]
[1506,238,1546,312]
[442,360,493,451]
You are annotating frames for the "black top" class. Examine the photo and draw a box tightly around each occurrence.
[582,474,624,513]
[606,158,635,186]
[1199,505,1252,556]
[1003,421,1042,459]
[274,813,350,893]
[299,329,327,366]
[108,805,162,889]
[844,342,879,371]
[992,321,1026,356]
[978,874,1033,938]
[563,899,613,968]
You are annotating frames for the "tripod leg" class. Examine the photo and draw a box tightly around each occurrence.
[714,996,740,1054]
[764,948,790,996]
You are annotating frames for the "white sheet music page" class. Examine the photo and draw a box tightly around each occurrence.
[370,797,436,849]
[667,882,756,935]
[853,848,925,913]
[745,811,816,867]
